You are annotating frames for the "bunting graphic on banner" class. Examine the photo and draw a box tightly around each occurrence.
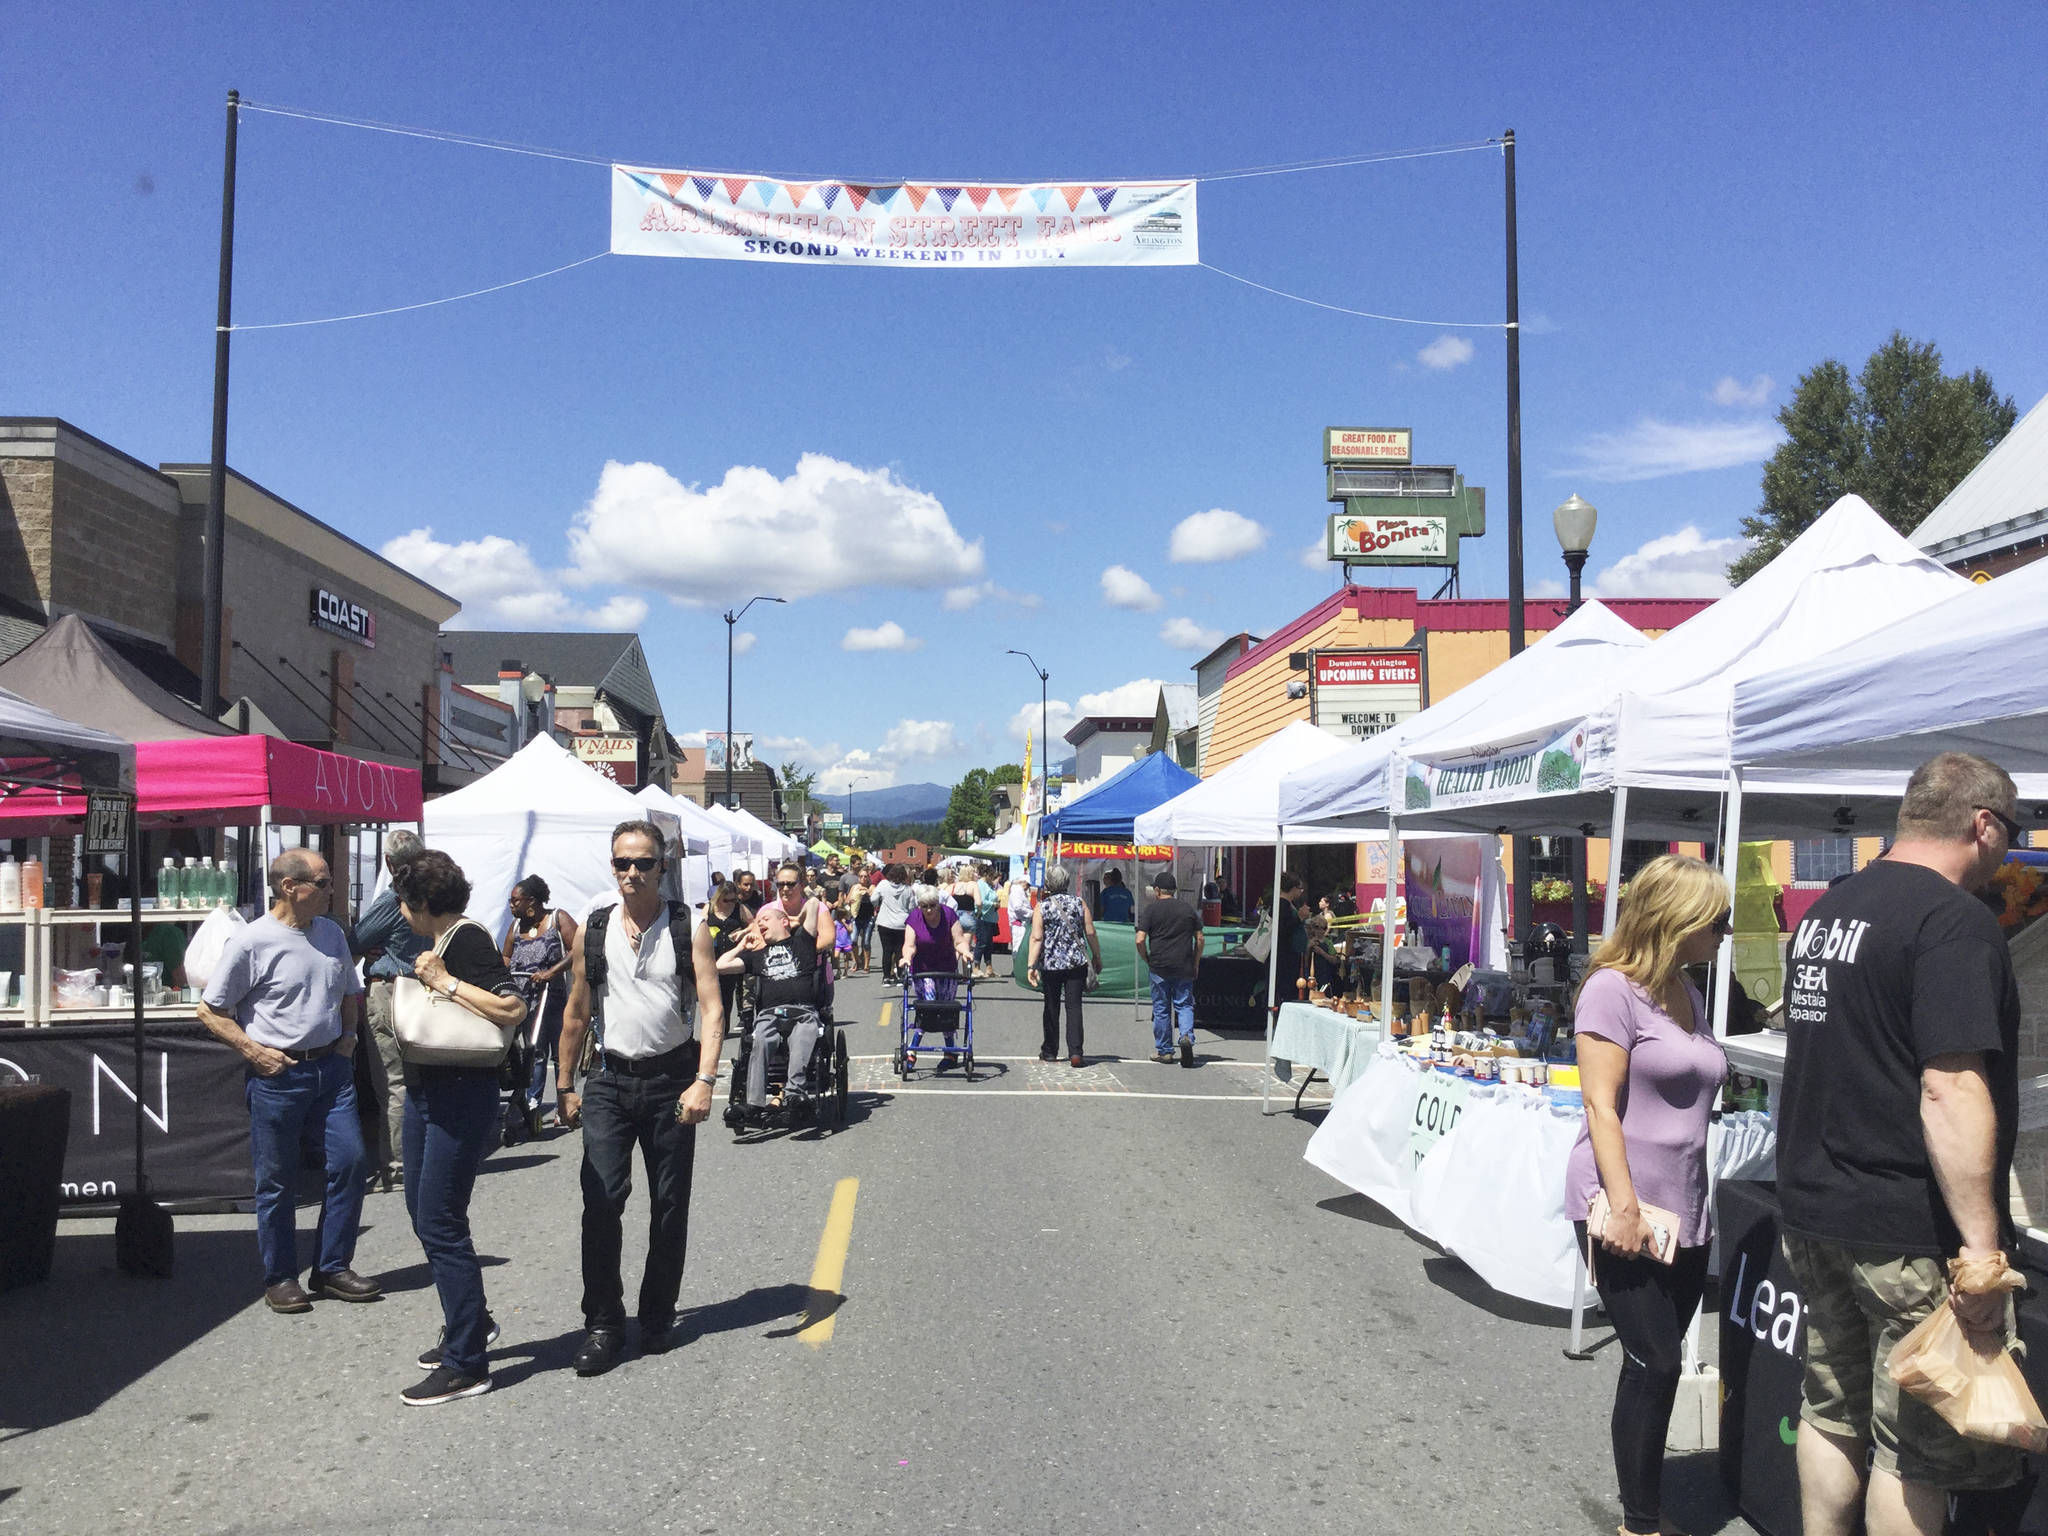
[612,164,1199,268]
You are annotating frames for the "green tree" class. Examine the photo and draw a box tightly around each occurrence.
[777,760,819,822]
[1730,332,2016,583]
[945,767,998,842]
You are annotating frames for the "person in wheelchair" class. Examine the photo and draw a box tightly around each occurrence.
[899,882,976,1071]
[718,864,833,1109]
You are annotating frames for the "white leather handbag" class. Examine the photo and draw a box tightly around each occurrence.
[393,919,519,1068]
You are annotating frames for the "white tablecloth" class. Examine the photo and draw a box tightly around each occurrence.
[1270,1002,1380,1098]
[1306,1046,1777,1310]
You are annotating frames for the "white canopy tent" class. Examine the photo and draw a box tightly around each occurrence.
[635,784,725,904]
[725,805,801,861]
[423,736,691,941]
[969,824,1032,857]
[1379,498,1970,844]
[1732,553,2048,785]
[1275,601,1650,833]
[1362,496,1972,1035]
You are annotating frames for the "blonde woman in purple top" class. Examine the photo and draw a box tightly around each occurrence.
[1562,854,1731,1536]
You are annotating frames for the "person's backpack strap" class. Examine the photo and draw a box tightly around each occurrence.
[667,900,696,993]
[583,904,613,993]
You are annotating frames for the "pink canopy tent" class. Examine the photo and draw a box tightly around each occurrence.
[0,733,421,829]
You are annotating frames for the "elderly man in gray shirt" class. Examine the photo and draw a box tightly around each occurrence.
[199,848,378,1315]
[350,829,427,1188]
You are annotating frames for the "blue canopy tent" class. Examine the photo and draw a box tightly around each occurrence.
[1041,752,1200,838]
[1035,753,1202,1007]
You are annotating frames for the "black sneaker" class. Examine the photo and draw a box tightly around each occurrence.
[416,1314,500,1369]
[401,1365,491,1406]
[574,1327,625,1377]
[1179,1035,1196,1067]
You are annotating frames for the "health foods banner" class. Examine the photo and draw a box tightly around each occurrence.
[612,165,1198,268]
[1400,721,1594,814]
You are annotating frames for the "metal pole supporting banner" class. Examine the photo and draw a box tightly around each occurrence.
[724,613,735,812]
[1262,833,1286,1115]
[1503,127,1525,660]
[201,89,240,717]
[1712,769,1745,1039]
[1602,789,1628,938]
[1380,819,1402,1034]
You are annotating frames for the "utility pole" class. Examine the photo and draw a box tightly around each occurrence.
[201,89,240,717]
[1503,128,1532,945]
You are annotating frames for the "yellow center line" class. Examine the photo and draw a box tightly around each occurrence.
[797,1176,859,1348]
[876,998,896,1030]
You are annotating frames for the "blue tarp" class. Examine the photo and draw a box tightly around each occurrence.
[1041,752,1201,839]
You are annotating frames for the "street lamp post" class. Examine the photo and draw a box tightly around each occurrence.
[1554,493,1599,952]
[848,774,868,838]
[724,595,785,812]
[1006,649,1049,842]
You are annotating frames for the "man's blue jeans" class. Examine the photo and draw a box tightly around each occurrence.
[246,1053,367,1286]
[1150,974,1195,1055]
[403,1066,500,1376]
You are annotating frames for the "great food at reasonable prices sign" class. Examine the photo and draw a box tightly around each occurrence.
[1324,427,1412,464]
[1328,512,1449,563]
[613,166,1198,268]
[573,733,639,786]
[1402,721,1592,813]
[1310,650,1423,745]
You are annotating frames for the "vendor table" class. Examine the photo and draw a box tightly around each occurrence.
[1269,1002,1380,1108]
[1307,1045,1777,1311]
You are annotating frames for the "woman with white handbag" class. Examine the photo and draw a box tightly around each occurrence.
[389,850,529,1407]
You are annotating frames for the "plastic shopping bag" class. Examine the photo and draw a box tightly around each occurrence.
[1887,1258,2048,1453]
[182,906,246,994]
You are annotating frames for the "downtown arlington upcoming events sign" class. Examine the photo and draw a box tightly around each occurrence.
[613,165,1198,268]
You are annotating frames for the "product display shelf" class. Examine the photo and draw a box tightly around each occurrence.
[0,910,37,1024]
[18,906,224,1027]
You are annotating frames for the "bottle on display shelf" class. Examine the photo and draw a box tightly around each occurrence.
[198,857,216,909]
[20,856,43,909]
[0,858,19,913]
[218,857,237,907]
[176,857,194,909]
[156,857,177,909]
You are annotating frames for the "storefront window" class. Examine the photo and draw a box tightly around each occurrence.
[1793,838,1857,884]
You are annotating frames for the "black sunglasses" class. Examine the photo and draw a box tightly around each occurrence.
[292,875,332,890]
[612,856,660,873]
[775,879,802,890]
[1977,805,2026,843]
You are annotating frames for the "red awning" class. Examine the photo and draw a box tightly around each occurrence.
[0,734,421,828]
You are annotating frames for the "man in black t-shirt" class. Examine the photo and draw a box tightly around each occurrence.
[1778,752,2026,1527]
[1136,871,1204,1067]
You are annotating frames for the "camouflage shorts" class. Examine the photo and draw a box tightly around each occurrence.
[1781,1235,2023,1490]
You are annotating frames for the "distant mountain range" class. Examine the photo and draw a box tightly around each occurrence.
[846,782,950,823]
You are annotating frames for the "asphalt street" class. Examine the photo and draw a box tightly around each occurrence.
[0,970,1744,1535]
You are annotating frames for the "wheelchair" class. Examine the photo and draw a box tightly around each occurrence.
[723,972,849,1133]
[892,968,975,1081]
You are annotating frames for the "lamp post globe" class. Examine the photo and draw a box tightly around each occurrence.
[1552,494,1598,612]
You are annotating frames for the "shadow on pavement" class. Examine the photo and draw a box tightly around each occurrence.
[484,1327,588,1389]
[1316,1191,1407,1231]
[766,1287,845,1339]
[1421,1253,1578,1329]
[684,1282,814,1340]
[1661,1449,1741,1533]
[374,1251,509,1296]
[477,1152,558,1176]
[0,1223,284,1440]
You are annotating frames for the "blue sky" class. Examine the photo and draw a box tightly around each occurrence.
[8,1,2045,797]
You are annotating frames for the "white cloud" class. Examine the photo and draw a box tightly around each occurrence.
[1590,525,1747,598]
[1100,564,1163,610]
[566,453,984,602]
[1299,540,1328,570]
[880,719,959,759]
[943,580,1042,611]
[1169,509,1268,563]
[817,749,895,796]
[731,631,757,656]
[383,528,649,631]
[1009,697,1079,746]
[1161,616,1224,651]
[1417,333,1475,371]
[1561,418,1784,483]
[842,621,922,652]
[1711,373,1775,408]
[1103,346,1133,373]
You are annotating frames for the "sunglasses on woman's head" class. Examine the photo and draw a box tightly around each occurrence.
[611,856,659,873]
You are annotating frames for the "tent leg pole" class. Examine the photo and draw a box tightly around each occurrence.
[1713,769,1745,1040]
[1380,819,1401,1038]
[1601,789,1628,939]
[1263,835,1285,1115]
